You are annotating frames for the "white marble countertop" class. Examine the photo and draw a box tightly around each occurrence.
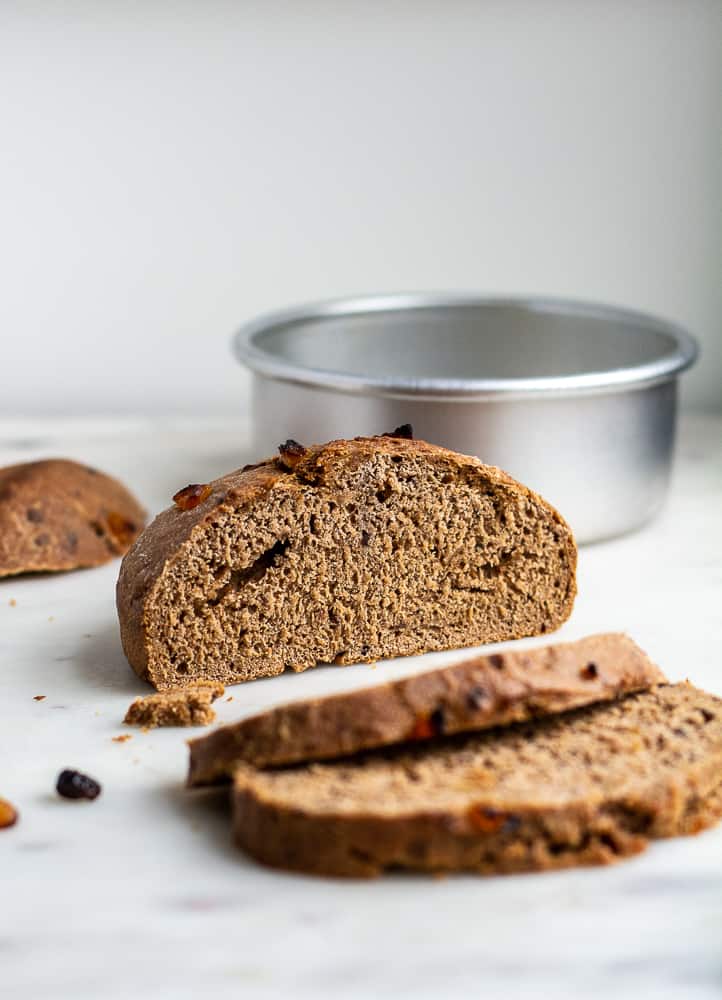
[2,414,721,1000]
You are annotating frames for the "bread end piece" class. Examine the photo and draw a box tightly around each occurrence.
[0,459,145,577]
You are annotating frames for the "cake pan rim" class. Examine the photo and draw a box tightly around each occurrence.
[232,292,698,401]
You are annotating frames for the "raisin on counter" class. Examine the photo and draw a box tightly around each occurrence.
[56,769,101,801]
[0,797,18,828]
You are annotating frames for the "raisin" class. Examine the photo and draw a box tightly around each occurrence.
[580,662,599,680]
[430,707,446,733]
[502,814,522,835]
[489,654,504,670]
[56,769,101,801]
[277,440,307,470]
[466,686,488,710]
[26,507,44,523]
[107,511,137,547]
[408,716,435,740]
[408,709,445,741]
[0,797,18,829]
[467,805,518,834]
[173,483,212,511]
[382,424,413,440]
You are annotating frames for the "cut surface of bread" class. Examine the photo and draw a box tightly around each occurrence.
[124,682,225,728]
[232,684,722,877]
[0,459,145,577]
[188,633,664,784]
[117,433,577,690]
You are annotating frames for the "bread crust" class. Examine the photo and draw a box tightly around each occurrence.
[231,684,722,877]
[117,435,577,687]
[188,633,664,784]
[0,459,145,577]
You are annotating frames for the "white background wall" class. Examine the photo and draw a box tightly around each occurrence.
[1,0,720,416]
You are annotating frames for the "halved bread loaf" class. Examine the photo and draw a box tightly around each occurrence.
[188,633,664,784]
[117,432,576,690]
[0,459,145,577]
[232,684,722,877]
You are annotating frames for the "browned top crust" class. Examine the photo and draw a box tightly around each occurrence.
[187,633,664,784]
[117,434,577,685]
[0,459,145,577]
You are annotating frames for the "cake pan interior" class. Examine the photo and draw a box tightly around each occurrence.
[241,297,695,395]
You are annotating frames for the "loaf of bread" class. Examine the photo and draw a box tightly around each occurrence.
[117,432,577,690]
[0,459,145,577]
[232,684,722,877]
[188,633,664,784]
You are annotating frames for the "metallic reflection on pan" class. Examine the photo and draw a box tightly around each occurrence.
[233,294,697,543]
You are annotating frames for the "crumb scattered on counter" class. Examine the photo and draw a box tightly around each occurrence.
[124,681,225,729]
[112,734,132,743]
[226,696,233,702]
[33,695,46,701]
[8,599,16,607]
[48,616,55,622]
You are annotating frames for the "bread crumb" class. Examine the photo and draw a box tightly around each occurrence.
[8,599,16,607]
[112,734,132,743]
[226,696,234,702]
[48,616,55,623]
[33,695,46,701]
[124,681,225,729]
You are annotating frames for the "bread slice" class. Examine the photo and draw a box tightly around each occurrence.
[0,459,145,577]
[232,684,722,877]
[117,432,577,690]
[188,633,664,785]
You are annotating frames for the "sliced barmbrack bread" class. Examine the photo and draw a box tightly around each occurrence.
[188,633,664,785]
[117,430,576,690]
[232,683,722,877]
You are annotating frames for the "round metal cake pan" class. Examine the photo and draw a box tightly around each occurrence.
[233,293,698,543]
